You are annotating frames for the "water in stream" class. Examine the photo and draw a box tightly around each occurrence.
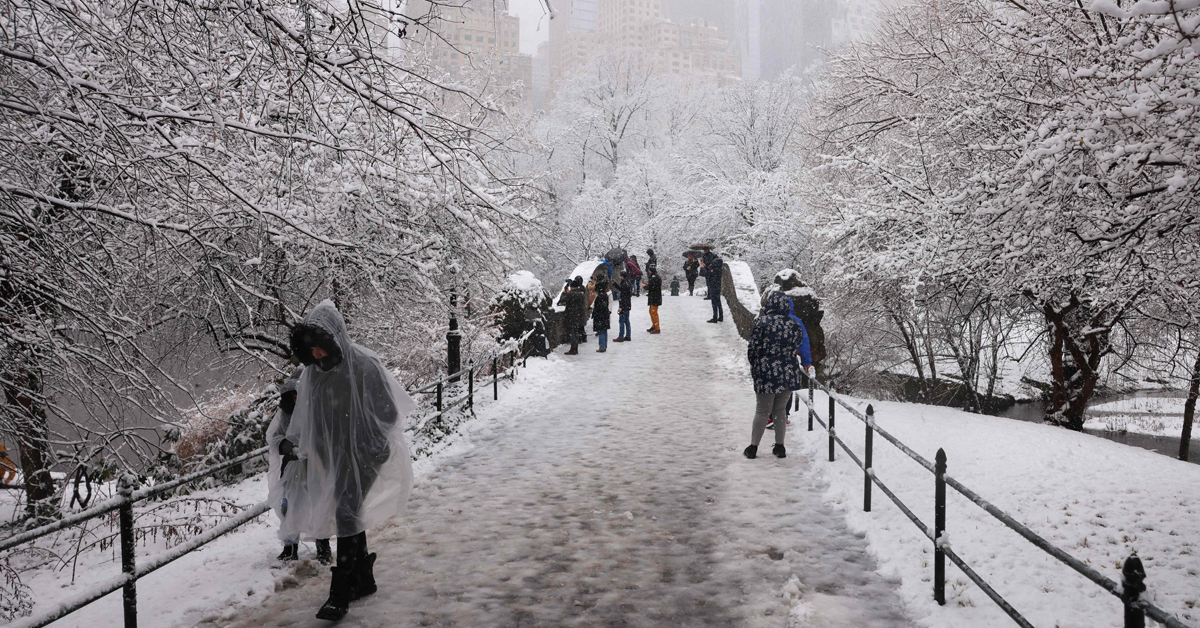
[993,391,1197,466]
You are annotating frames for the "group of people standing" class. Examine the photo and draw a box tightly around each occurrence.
[559,249,663,355]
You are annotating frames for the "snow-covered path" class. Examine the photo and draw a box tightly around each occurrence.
[222,296,910,628]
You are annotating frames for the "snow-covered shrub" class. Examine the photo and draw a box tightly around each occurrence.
[491,271,552,342]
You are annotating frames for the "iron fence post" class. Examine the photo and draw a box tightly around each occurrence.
[865,404,874,512]
[118,474,138,628]
[828,379,836,462]
[808,375,814,432]
[934,448,947,606]
[448,290,461,383]
[436,381,443,413]
[468,360,474,410]
[493,356,499,400]
[1122,553,1146,628]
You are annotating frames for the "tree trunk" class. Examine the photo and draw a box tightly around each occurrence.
[4,367,57,520]
[1181,351,1199,462]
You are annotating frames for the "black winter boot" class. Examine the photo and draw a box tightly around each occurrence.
[315,566,357,620]
[276,543,298,562]
[315,539,332,565]
[773,444,787,458]
[743,445,757,459]
[353,553,378,600]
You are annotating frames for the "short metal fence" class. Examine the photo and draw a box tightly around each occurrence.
[406,330,534,436]
[798,376,1193,628]
[0,446,271,628]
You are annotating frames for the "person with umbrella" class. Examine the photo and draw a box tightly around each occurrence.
[683,251,700,296]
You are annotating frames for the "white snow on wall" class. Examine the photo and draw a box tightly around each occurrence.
[726,261,760,315]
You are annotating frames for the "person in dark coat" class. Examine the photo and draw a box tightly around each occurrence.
[683,253,700,296]
[558,276,587,355]
[670,276,680,296]
[701,252,724,323]
[645,248,658,274]
[646,267,663,333]
[744,291,813,459]
[529,319,549,358]
[614,271,633,342]
[592,277,611,352]
[626,256,643,297]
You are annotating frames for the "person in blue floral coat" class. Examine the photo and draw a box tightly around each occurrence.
[745,290,813,459]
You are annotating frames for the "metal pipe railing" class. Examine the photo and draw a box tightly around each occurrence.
[799,377,1193,628]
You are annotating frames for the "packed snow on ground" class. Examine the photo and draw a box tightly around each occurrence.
[1084,396,1196,439]
[217,296,912,628]
[726,260,761,315]
[793,393,1200,627]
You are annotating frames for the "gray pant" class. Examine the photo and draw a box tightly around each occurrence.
[752,392,791,447]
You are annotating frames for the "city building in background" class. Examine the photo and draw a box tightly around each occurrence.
[831,0,885,46]
[546,0,741,94]
[406,0,533,101]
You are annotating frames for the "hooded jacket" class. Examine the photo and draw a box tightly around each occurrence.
[558,283,588,328]
[646,273,663,306]
[747,291,812,394]
[270,300,415,539]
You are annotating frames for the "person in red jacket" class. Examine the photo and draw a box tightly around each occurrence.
[625,256,642,297]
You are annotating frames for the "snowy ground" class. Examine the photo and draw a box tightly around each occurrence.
[218,295,911,627]
[18,293,1198,628]
[793,394,1200,627]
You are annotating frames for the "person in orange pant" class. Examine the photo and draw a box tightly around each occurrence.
[645,267,662,334]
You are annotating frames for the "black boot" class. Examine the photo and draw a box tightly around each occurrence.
[315,566,357,620]
[743,444,757,459]
[354,553,378,600]
[276,543,298,562]
[773,444,787,458]
[315,539,332,565]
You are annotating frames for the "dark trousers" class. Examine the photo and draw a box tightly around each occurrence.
[711,294,724,320]
[335,463,379,537]
[570,327,580,352]
[687,275,697,295]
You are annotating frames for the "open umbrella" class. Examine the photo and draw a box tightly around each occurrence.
[604,247,628,266]
[681,249,706,258]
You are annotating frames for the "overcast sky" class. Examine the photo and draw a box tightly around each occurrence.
[509,0,552,54]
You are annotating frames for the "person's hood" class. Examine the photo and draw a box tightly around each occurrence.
[280,367,304,396]
[289,299,351,371]
[762,290,794,317]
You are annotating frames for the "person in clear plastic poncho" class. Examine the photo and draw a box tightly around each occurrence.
[266,368,334,564]
[269,300,415,621]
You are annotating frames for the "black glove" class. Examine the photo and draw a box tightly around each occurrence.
[279,390,297,415]
[279,438,298,476]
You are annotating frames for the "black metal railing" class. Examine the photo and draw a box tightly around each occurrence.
[1,446,271,628]
[406,330,534,436]
[798,375,1193,628]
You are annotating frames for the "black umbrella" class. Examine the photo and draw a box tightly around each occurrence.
[681,249,705,258]
[604,247,628,265]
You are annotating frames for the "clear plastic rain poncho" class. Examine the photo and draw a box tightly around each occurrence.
[266,300,415,540]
